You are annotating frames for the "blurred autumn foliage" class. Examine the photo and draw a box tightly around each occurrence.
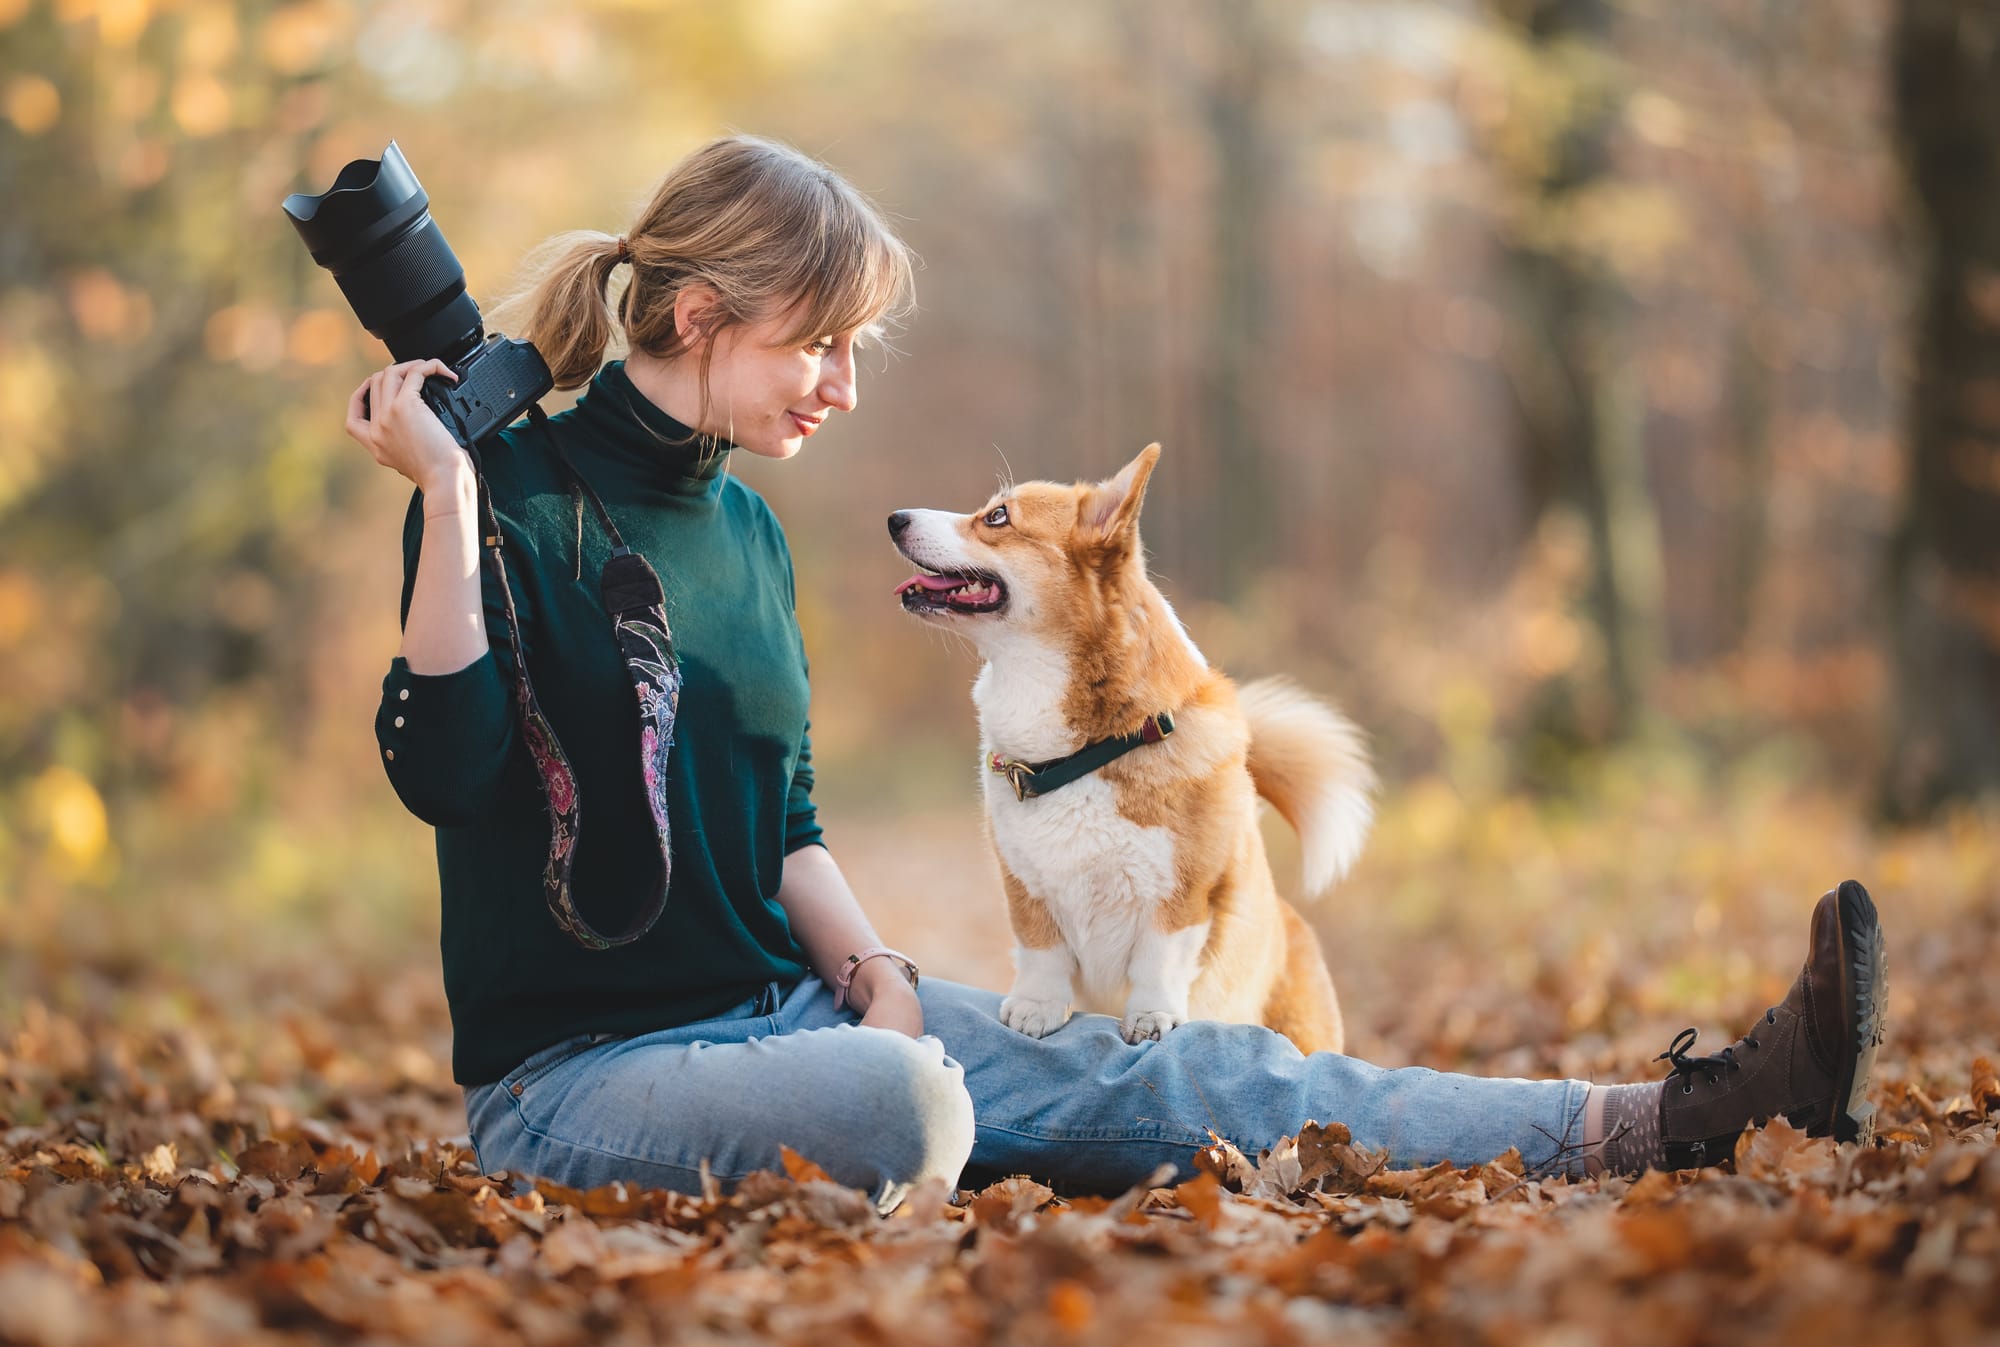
[2,0,1999,1342]
[3,0,1997,930]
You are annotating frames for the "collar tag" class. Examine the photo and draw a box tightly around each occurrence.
[988,753,1035,802]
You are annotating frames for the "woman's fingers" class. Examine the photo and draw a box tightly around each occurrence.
[346,360,462,461]
[384,358,458,408]
[398,359,459,402]
[344,380,372,442]
[383,363,414,408]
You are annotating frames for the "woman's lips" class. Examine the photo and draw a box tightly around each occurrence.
[788,411,823,437]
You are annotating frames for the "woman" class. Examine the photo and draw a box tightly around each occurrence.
[345,135,1884,1214]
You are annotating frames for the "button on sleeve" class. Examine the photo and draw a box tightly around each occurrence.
[376,649,516,828]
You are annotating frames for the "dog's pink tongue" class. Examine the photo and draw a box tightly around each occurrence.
[896,573,963,596]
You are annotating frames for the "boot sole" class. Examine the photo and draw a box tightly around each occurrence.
[1812,879,1883,1145]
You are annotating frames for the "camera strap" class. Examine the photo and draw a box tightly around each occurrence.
[455,402,680,951]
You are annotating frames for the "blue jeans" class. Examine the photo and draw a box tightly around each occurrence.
[463,975,1591,1213]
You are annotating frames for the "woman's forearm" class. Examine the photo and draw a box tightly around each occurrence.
[399,462,490,675]
[775,843,904,1011]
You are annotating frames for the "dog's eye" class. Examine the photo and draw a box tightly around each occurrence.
[983,505,1009,529]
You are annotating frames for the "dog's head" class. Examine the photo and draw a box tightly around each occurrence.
[886,443,1162,647]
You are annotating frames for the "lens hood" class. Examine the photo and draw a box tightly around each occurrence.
[282,141,430,267]
[282,141,483,364]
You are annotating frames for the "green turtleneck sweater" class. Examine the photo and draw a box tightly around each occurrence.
[375,360,818,1086]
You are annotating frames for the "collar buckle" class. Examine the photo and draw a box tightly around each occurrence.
[988,753,1036,802]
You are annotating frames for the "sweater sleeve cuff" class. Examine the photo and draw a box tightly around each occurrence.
[375,649,516,826]
[784,780,824,854]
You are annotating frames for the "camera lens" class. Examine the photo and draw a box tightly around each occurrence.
[282,142,484,365]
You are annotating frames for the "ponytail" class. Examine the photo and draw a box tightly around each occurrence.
[509,232,628,393]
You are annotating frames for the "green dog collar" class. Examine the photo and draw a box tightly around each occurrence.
[987,711,1177,802]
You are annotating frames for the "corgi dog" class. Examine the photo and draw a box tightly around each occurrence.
[887,444,1375,1054]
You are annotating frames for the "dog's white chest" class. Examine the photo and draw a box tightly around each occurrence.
[973,648,1180,1007]
[984,772,1176,1006]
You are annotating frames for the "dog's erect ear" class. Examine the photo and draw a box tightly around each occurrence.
[1080,443,1162,547]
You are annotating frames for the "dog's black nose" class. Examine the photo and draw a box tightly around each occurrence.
[887,511,912,539]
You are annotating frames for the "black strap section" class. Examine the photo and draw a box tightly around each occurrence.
[990,711,1176,801]
[600,550,666,620]
[528,404,629,553]
[485,403,668,657]
[523,405,666,620]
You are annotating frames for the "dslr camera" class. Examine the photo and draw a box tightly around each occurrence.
[282,142,552,446]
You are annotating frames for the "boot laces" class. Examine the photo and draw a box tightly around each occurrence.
[1656,1009,1777,1094]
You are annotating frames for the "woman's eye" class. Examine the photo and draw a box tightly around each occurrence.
[806,337,834,355]
[983,505,1009,528]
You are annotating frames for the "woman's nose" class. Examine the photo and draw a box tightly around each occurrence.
[820,353,858,413]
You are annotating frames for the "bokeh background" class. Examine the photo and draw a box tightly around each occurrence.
[2,0,1995,1099]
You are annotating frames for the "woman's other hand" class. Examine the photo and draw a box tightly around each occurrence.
[853,963,925,1039]
[344,358,465,494]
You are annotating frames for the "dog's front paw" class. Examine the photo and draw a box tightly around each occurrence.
[1000,995,1072,1039]
[1120,1009,1184,1044]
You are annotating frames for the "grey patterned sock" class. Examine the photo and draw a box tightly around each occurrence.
[1588,1082,1666,1176]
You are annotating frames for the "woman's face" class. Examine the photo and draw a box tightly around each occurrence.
[696,302,862,460]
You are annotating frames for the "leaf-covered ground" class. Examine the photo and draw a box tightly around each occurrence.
[2,781,1996,1345]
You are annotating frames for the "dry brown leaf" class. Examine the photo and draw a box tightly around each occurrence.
[1192,1133,1260,1192]
[539,1215,608,1277]
[1173,1172,1228,1230]
[779,1145,835,1184]
[967,1175,1056,1233]
[234,1138,316,1182]
[1046,1277,1096,1332]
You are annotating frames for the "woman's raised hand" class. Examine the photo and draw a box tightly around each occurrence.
[344,358,465,494]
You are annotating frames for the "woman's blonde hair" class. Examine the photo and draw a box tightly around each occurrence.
[496,135,915,411]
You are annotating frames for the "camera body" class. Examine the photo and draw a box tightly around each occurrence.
[282,141,553,448]
[420,333,553,446]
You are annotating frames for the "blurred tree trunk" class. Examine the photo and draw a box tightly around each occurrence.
[1717,247,1779,658]
[1884,0,2000,815]
[1712,7,1788,662]
[1204,0,1279,600]
[1489,0,1663,753]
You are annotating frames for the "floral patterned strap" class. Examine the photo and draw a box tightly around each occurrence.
[460,407,678,950]
[596,548,679,945]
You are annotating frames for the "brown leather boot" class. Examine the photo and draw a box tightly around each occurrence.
[1656,880,1886,1169]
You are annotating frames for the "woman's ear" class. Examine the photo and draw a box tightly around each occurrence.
[673,284,724,348]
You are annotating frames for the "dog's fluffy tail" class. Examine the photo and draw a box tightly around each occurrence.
[1240,677,1376,898]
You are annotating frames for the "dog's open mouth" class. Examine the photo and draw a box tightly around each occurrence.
[895,565,1009,615]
